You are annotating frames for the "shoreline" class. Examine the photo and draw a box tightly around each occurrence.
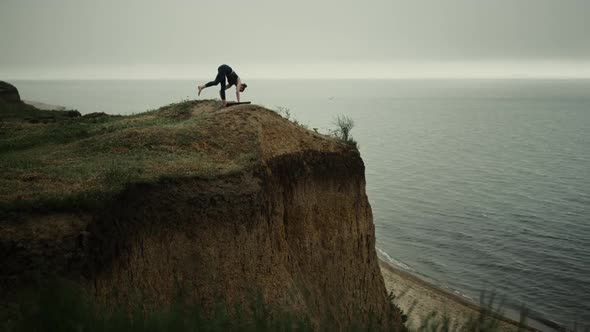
[379,259,559,332]
[23,100,66,111]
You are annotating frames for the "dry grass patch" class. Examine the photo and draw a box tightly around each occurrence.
[0,100,261,215]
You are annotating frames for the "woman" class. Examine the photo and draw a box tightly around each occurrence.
[198,64,247,107]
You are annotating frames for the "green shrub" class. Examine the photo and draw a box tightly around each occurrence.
[332,115,358,148]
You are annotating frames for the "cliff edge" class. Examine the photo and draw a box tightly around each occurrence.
[0,100,395,328]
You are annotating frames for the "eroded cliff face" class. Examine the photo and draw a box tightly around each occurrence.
[1,104,392,328]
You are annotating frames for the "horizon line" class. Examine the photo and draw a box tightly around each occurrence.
[3,60,590,81]
[5,77,590,81]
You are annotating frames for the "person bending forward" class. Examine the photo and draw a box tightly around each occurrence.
[198,64,247,107]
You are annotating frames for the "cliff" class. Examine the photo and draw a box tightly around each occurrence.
[0,100,395,329]
[0,81,21,104]
[0,81,80,122]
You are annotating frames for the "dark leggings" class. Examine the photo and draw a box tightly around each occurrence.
[205,65,232,100]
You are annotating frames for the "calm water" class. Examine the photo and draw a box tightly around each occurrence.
[13,79,590,328]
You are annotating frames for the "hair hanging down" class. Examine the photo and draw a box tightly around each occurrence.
[240,83,247,92]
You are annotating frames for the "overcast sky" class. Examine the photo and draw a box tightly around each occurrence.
[1,0,590,79]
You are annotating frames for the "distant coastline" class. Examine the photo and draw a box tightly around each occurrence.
[23,100,66,111]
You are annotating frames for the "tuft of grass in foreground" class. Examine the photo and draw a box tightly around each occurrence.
[0,100,261,216]
[8,281,587,332]
[1,280,407,332]
[392,288,588,332]
[413,292,519,332]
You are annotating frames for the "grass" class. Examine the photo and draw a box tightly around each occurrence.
[0,100,261,216]
[1,280,407,332]
[0,102,80,123]
[272,106,358,147]
[332,115,358,148]
[411,292,519,332]
[6,281,585,332]
[273,106,308,128]
[390,288,589,332]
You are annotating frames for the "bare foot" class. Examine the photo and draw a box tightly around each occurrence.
[197,85,204,96]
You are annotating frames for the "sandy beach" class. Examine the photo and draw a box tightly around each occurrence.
[379,260,554,332]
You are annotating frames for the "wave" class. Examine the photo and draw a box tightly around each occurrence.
[376,247,412,271]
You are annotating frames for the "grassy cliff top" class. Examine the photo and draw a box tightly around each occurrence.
[0,100,347,216]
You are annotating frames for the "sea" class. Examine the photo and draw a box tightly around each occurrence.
[11,79,590,329]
